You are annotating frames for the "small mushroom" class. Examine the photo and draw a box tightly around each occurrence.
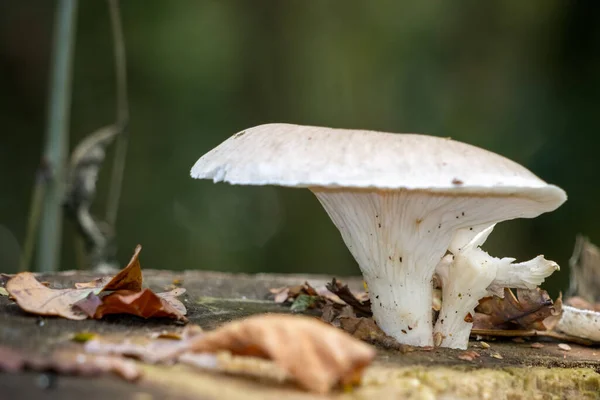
[190,124,566,347]
[434,225,559,349]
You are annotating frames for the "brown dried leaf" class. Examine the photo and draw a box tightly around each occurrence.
[474,288,557,331]
[269,282,320,304]
[326,278,372,317]
[179,314,376,394]
[101,244,143,292]
[338,316,415,353]
[75,288,187,321]
[6,273,93,320]
[458,350,480,361]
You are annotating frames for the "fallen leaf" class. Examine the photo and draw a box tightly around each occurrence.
[269,282,319,304]
[338,317,414,353]
[176,314,376,394]
[326,279,372,317]
[290,294,322,312]
[271,287,290,303]
[320,303,355,325]
[101,244,143,292]
[72,332,97,343]
[73,292,104,317]
[490,352,503,359]
[530,342,545,349]
[0,346,140,381]
[0,287,8,296]
[558,343,572,351]
[474,288,558,331]
[479,341,490,349]
[75,289,187,321]
[470,328,595,346]
[458,350,480,361]
[6,273,94,320]
[157,288,187,315]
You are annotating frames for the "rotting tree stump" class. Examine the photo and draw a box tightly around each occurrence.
[1,270,599,399]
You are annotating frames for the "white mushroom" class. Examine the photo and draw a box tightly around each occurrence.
[433,225,559,349]
[190,123,566,347]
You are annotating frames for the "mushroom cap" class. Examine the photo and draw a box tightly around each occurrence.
[191,123,566,211]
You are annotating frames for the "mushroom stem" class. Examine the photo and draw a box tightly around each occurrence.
[311,189,467,347]
[366,274,434,346]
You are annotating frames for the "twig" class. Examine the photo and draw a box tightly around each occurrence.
[34,0,78,272]
[64,125,120,271]
[470,328,595,346]
[105,0,130,227]
[19,168,49,271]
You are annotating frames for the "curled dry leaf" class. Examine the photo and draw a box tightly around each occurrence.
[74,288,187,322]
[326,278,372,317]
[177,314,376,394]
[74,244,143,292]
[0,345,140,381]
[474,288,558,331]
[457,350,480,362]
[338,316,415,353]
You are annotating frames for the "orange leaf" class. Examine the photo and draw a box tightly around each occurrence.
[474,288,558,331]
[100,244,143,292]
[74,245,142,292]
[181,314,375,394]
[77,288,187,321]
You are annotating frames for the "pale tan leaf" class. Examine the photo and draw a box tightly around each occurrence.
[180,314,375,394]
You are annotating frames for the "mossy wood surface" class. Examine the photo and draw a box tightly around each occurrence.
[1,270,599,399]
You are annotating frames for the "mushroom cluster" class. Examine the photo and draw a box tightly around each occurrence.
[191,124,566,349]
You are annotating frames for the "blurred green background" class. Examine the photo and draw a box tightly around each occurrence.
[1,1,599,296]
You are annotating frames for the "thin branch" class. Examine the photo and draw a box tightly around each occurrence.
[105,0,130,226]
[19,169,48,271]
[33,0,78,272]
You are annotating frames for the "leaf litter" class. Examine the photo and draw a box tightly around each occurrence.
[4,244,187,321]
[78,314,376,394]
[269,277,600,348]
